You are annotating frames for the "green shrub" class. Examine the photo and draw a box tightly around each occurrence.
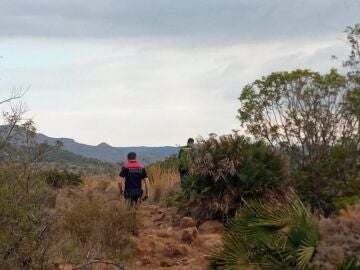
[209,195,319,270]
[41,169,82,188]
[332,196,360,212]
[148,154,180,171]
[0,164,57,270]
[295,140,360,215]
[164,191,182,207]
[182,134,289,219]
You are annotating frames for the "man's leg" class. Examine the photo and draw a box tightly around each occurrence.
[131,197,139,236]
[180,169,189,190]
[124,190,143,236]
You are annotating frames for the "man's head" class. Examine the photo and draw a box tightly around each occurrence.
[127,152,137,161]
[187,138,194,145]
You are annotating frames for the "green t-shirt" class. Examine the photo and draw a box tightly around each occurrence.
[178,145,194,171]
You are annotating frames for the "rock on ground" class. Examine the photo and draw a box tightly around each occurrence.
[133,204,223,270]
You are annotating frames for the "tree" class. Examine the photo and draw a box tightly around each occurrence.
[238,69,360,213]
[343,23,360,144]
[0,92,57,269]
[344,23,360,73]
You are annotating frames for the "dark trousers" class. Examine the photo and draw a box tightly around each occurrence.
[123,188,143,234]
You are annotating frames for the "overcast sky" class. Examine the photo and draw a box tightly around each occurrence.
[0,0,359,146]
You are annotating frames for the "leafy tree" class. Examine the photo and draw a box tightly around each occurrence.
[344,23,360,73]
[343,23,360,144]
[238,69,360,213]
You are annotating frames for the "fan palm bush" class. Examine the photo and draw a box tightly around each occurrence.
[182,134,289,220]
[209,195,319,270]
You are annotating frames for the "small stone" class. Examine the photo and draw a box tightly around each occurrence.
[164,244,189,257]
[160,260,173,267]
[153,212,166,222]
[199,220,223,234]
[179,217,196,229]
[181,227,198,244]
[157,230,171,238]
[141,257,152,265]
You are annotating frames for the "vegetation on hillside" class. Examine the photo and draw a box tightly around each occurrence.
[238,68,360,214]
[0,92,58,269]
[180,134,289,221]
[1,23,360,270]
[210,195,319,270]
[38,148,119,176]
[50,178,135,266]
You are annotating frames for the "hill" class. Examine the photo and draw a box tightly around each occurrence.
[37,148,119,175]
[0,125,179,165]
[35,133,178,165]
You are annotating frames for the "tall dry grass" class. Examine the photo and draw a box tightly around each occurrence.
[51,176,135,267]
[312,204,360,268]
[51,170,180,268]
[146,164,180,203]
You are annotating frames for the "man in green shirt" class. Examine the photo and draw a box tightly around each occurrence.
[178,138,196,180]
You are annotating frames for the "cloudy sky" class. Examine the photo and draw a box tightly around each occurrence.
[0,0,359,146]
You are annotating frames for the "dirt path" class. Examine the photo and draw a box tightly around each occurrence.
[132,203,223,270]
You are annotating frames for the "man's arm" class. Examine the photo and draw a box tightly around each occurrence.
[118,176,125,195]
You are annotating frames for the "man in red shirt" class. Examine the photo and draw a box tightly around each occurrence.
[118,152,150,205]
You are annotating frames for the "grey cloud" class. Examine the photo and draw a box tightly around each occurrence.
[1,0,359,43]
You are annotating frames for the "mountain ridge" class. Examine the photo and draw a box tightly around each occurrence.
[35,132,179,164]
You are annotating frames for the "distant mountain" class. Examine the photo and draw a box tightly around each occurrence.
[34,133,178,165]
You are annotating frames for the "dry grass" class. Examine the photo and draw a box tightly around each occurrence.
[312,204,360,269]
[51,176,135,267]
[146,165,180,203]
[50,169,180,268]
[82,175,114,192]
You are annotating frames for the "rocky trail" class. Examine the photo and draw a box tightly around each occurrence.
[55,180,224,270]
[132,203,223,270]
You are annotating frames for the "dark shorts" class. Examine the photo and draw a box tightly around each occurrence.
[124,188,143,205]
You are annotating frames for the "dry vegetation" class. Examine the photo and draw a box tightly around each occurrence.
[146,164,180,204]
[49,177,136,269]
[1,23,359,269]
[312,204,360,269]
[46,167,181,269]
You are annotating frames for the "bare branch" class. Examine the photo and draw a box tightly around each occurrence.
[0,87,29,106]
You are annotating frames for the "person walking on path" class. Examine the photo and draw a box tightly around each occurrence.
[118,152,150,235]
[118,152,150,205]
[178,138,196,181]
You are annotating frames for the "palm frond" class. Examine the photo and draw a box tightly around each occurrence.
[208,195,319,270]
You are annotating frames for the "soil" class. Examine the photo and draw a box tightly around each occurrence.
[131,203,223,270]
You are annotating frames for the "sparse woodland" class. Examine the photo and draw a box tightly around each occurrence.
[0,24,360,270]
